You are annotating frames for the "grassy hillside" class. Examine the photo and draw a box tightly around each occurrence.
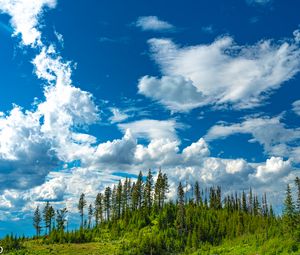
[5,235,300,255]
[2,172,300,254]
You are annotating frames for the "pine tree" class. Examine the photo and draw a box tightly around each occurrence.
[116,180,123,219]
[154,169,163,210]
[162,173,169,208]
[43,202,50,235]
[283,184,295,231]
[132,171,143,210]
[56,208,68,231]
[242,191,247,213]
[248,187,253,215]
[194,181,202,206]
[94,193,104,226]
[104,186,112,221]
[48,205,55,234]
[43,201,55,235]
[78,193,87,229]
[33,206,42,237]
[176,182,185,236]
[143,169,153,211]
[88,204,93,228]
[295,177,300,213]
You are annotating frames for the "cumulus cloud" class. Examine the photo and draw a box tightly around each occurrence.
[138,35,300,111]
[136,16,174,31]
[94,130,137,165]
[0,0,56,46]
[292,100,300,116]
[205,116,300,162]
[118,119,182,141]
[0,0,99,193]
[253,157,292,183]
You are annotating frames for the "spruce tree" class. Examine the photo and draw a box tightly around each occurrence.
[283,184,295,231]
[43,202,50,235]
[94,193,104,226]
[56,208,68,231]
[104,186,112,221]
[78,193,87,229]
[295,177,300,213]
[88,204,93,228]
[194,181,202,206]
[143,169,153,211]
[132,171,143,210]
[176,182,185,236]
[116,180,123,219]
[33,206,42,237]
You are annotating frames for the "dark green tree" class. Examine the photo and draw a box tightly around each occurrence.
[143,169,153,211]
[94,193,104,226]
[176,182,185,236]
[78,193,87,229]
[283,184,295,231]
[33,206,42,237]
[104,186,112,221]
[56,208,68,231]
[88,204,93,229]
[132,171,143,210]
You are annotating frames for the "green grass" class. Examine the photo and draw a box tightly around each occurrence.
[186,235,300,255]
[5,234,300,254]
[6,240,121,255]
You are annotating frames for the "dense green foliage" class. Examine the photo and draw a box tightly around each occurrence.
[1,169,300,254]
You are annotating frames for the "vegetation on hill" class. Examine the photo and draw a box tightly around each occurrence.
[1,170,300,254]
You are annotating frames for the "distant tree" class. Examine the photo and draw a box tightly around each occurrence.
[283,184,296,231]
[162,173,169,208]
[43,201,55,235]
[78,193,87,229]
[242,191,247,213]
[176,182,185,236]
[122,177,131,217]
[104,186,112,221]
[33,206,42,237]
[88,204,93,229]
[116,180,123,219]
[143,169,153,211]
[194,181,202,206]
[248,187,253,215]
[154,169,163,210]
[48,205,55,233]
[295,177,300,213]
[132,171,143,210]
[94,193,104,226]
[56,208,68,231]
[43,202,50,235]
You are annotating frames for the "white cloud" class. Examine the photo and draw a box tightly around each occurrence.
[0,0,99,192]
[0,0,56,46]
[108,107,130,123]
[138,35,300,111]
[292,100,300,116]
[138,75,205,112]
[136,16,174,31]
[94,130,137,165]
[254,157,291,183]
[118,119,182,141]
[205,116,300,162]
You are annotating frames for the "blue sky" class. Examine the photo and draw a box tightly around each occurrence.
[0,0,300,237]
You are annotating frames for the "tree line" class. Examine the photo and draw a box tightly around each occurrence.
[2,169,300,254]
